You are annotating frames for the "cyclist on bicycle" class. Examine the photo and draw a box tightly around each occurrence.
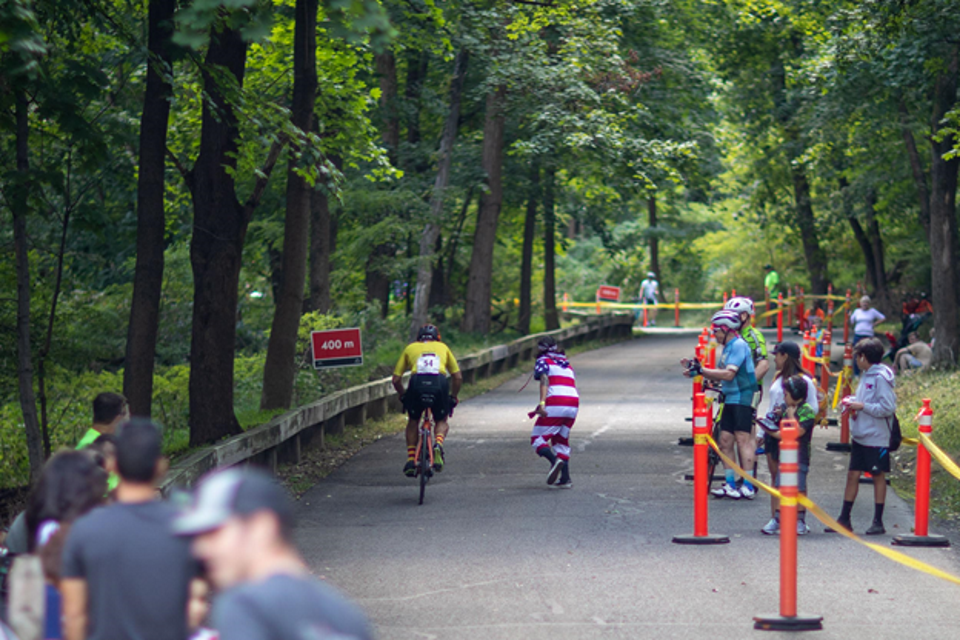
[392,325,462,478]
[684,310,759,499]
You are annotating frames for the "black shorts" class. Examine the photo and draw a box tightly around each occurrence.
[404,374,450,422]
[720,404,755,434]
[849,441,890,474]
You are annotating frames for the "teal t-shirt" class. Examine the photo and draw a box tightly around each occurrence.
[720,337,757,406]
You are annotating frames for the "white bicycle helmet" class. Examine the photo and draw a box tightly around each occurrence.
[724,296,755,316]
[711,309,742,331]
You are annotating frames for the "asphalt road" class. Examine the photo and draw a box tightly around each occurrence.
[295,332,960,640]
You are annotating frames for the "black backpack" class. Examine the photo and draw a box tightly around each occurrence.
[888,414,903,452]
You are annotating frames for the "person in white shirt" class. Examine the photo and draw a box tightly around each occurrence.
[849,296,885,374]
[638,272,660,326]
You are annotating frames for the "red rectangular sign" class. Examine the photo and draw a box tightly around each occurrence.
[597,285,621,302]
[311,328,363,369]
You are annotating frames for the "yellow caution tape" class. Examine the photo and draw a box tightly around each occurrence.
[832,370,843,409]
[919,433,960,483]
[902,437,919,447]
[703,435,960,588]
[694,434,708,445]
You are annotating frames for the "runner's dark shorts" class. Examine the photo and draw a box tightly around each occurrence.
[719,403,755,434]
[404,373,450,422]
[849,441,891,474]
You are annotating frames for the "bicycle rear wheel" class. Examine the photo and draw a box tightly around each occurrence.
[419,419,432,505]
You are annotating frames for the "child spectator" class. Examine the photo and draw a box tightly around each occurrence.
[758,375,816,536]
[830,338,896,535]
[529,336,579,488]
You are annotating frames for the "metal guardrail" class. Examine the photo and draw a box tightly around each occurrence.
[161,313,634,491]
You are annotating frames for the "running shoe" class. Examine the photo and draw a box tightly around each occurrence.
[403,461,416,478]
[797,520,810,536]
[547,458,564,485]
[432,445,445,472]
[740,484,757,500]
[711,484,742,499]
[553,481,573,489]
[864,521,885,535]
[761,518,780,535]
[824,518,851,533]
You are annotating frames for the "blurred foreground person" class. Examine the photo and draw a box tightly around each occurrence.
[61,419,198,640]
[174,468,373,640]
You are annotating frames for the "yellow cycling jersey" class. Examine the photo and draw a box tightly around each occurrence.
[394,341,461,377]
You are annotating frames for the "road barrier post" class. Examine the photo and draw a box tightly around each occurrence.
[805,331,817,377]
[643,305,649,327]
[673,392,730,545]
[826,343,853,452]
[787,287,793,328]
[893,399,951,547]
[755,419,823,630]
[843,289,851,344]
[707,330,717,369]
[732,288,737,297]
[777,293,784,343]
[675,288,681,327]
[562,292,569,313]
[723,291,728,305]
[595,290,601,315]
[797,288,806,333]
[820,327,832,394]
[826,289,835,334]
[765,287,771,328]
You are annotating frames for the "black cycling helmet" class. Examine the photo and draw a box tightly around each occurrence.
[417,324,440,342]
[537,335,558,353]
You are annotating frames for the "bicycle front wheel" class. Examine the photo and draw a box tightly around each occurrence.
[419,435,431,506]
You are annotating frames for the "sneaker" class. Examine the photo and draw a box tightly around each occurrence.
[711,484,742,500]
[864,521,886,535]
[825,518,851,533]
[797,520,810,536]
[553,481,573,489]
[432,445,445,472]
[761,518,780,535]
[403,461,416,478]
[547,458,564,485]
[740,484,756,500]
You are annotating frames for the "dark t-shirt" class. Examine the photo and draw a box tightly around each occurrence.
[212,573,373,640]
[61,500,197,640]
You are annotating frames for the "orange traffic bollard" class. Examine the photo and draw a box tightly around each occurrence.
[805,330,817,377]
[674,288,681,327]
[673,392,729,545]
[820,327,832,393]
[642,305,649,327]
[893,400,951,547]
[777,293,784,343]
[723,291,728,305]
[786,287,793,328]
[826,343,853,452]
[765,287,771,328]
[755,419,823,630]
[562,292,569,313]
[843,289,851,345]
[796,287,806,332]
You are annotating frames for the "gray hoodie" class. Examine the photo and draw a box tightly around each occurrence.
[850,363,896,447]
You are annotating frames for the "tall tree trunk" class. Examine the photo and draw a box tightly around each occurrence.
[405,49,428,149]
[543,165,560,331]
[260,0,318,411]
[648,195,659,276]
[365,244,392,315]
[864,190,890,309]
[791,163,828,295]
[429,233,445,308]
[928,46,960,366]
[518,160,539,335]
[368,51,399,317]
[899,99,931,237]
[13,89,44,482]
[442,186,475,302]
[462,86,507,334]
[124,0,176,418]
[847,216,877,292]
[306,181,335,313]
[410,49,469,340]
[187,26,283,445]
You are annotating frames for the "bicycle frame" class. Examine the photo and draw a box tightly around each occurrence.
[416,407,434,505]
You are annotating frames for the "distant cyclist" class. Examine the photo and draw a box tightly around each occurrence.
[638,272,660,326]
[392,325,462,477]
[683,310,759,499]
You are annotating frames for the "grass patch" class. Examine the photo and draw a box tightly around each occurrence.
[894,370,960,525]
[275,334,631,498]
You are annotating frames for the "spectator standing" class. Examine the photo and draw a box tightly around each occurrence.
[829,338,896,535]
[76,394,128,493]
[61,419,198,640]
[173,469,373,640]
[638,272,660,326]
[849,296,886,375]
[764,265,781,300]
[894,332,932,374]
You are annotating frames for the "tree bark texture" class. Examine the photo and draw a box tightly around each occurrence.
[260,0,318,410]
[928,46,960,366]
[899,99,932,238]
[13,90,45,482]
[123,0,176,418]
[518,161,539,335]
[410,49,469,340]
[368,50,399,317]
[543,165,560,331]
[405,49,429,148]
[648,195,659,276]
[187,27,251,446]
[307,179,335,314]
[462,86,507,334]
[791,163,828,295]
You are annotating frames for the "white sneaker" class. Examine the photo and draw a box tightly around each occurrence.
[740,484,756,500]
[797,520,810,536]
[761,518,780,535]
[711,484,741,500]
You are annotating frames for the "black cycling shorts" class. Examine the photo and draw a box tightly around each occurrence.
[404,373,450,422]
[849,441,890,474]
[719,403,755,434]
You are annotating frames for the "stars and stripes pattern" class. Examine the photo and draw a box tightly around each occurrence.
[531,356,579,460]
